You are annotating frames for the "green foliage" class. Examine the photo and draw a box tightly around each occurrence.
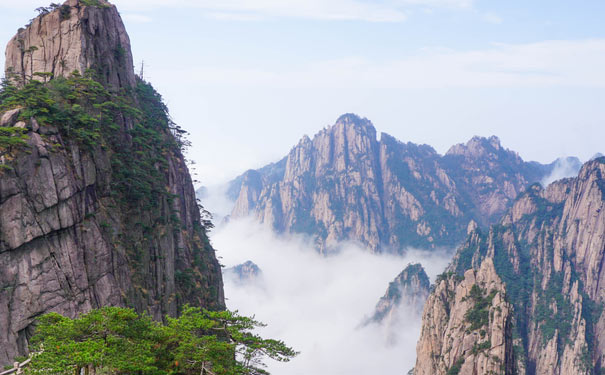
[1,71,120,147]
[27,306,297,375]
[464,285,497,331]
[0,71,214,304]
[79,0,111,7]
[489,225,534,361]
[436,271,454,284]
[28,308,159,374]
[446,357,464,375]
[534,272,574,346]
[454,229,489,275]
[0,126,29,158]
[0,71,188,210]
[59,4,71,20]
[582,297,604,351]
[380,136,468,249]
[471,340,491,355]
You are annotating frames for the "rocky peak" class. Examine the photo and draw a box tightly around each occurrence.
[368,263,430,325]
[230,115,563,252]
[576,156,605,180]
[224,261,263,284]
[445,135,511,160]
[466,220,478,235]
[332,113,377,147]
[5,0,136,89]
[335,112,374,129]
[415,157,605,375]
[282,113,380,182]
[0,3,223,366]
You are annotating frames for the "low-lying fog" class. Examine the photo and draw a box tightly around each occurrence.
[210,217,452,375]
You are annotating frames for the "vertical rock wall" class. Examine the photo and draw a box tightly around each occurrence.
[414,159,605,374]
[0,0,224,366]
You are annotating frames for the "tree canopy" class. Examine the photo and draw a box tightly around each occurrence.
[25,306,297,375]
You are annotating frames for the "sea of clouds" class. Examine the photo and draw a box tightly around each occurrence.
[209,215,452,375]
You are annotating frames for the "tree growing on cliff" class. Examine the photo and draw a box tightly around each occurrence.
[25,306,296,375]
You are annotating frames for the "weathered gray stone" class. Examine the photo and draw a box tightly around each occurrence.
[415,159,605,375]
[29,118,39,132]
[0,108,21,127]
[0,0,224,367]
[5,0,135,89]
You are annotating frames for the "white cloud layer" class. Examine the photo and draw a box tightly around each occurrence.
[211,217,453,375]
[541,158,582,187]
[154,39,605,90]
[1,0,473,22]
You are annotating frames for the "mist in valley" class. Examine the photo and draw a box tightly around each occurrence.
[207,211,452,375]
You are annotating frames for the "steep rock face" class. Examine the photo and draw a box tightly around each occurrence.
[415,259,513,375]
[0,1,224,366]
[230,114,555,252]
[443,136,547,225]
[368,263,430,325]
[415,159,605,374]
[5,0,136,89]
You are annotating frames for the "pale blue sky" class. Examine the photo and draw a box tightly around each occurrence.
[1,0,604,183]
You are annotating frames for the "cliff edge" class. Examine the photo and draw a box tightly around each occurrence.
[0,0,224,366]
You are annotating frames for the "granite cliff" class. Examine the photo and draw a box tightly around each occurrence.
[414,158,605,375]
[229,114,563,252]
[0,0,224,366]
[5,0,135,89]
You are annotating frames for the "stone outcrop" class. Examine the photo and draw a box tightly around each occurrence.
[415,259,514,375]
[367,263,430,326]
[224,260,263,284]
[0,1,224,366]
[5,0,135,89]
[414,158,605,374]
[229,114,559,252]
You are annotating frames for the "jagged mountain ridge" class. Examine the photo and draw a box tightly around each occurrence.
[414,158,605,375]
[229,113,568,252]
[0,0,224,365]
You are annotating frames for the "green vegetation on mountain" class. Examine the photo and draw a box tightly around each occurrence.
[1,69,188,208]
[464,285,497,331]
[25,306,296,375]
[0,70,218,301]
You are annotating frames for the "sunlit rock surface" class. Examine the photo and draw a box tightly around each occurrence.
[415,158,605,374]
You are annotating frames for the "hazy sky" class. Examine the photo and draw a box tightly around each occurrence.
[1,0,604,184]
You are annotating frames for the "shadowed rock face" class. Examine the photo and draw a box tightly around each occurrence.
[229,113,557,253]
[0,0,224,366]
[414,159,605,375]
[5,0,136,89]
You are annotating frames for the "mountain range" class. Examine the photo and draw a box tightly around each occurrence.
[227,113,580,253]
[415,158,605,374]
[1,1,602,374]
